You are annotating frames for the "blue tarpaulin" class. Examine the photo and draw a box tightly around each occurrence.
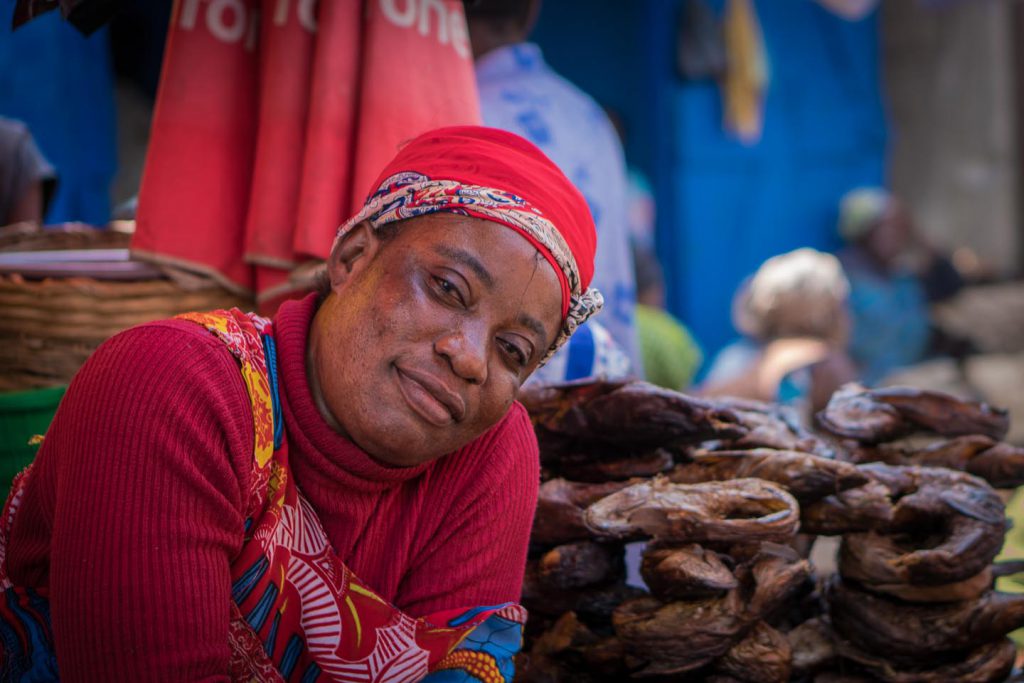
[534,0,887,367]
[0,4,117,225]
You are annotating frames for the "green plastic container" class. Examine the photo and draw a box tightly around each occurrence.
[0,386,66,500]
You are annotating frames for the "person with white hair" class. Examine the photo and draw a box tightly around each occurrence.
[700,248,857,417]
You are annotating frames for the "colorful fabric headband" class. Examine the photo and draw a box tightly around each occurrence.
[337,171,604,364]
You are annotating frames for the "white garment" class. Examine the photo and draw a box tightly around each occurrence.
[476,43,640,382]
[524,319,631,387]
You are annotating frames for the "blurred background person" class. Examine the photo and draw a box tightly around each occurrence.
[837,187,966,384]
[614,103,702,391]
[0,11,116,225]
[700,248,857,417]
[633,240,703,391]
[467,0,640,383]
[0,116,56,227]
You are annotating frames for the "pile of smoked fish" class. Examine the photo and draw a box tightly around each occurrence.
[515,380,1024,683]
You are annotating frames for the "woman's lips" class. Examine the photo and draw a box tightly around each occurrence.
[394,365,466,426]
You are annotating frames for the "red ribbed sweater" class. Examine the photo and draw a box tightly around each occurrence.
[6,295,540,681]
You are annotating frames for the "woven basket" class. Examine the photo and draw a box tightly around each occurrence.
[0,222,133,252]
[0,274,251,391]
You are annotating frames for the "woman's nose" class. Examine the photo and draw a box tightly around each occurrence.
[435,329,488,385]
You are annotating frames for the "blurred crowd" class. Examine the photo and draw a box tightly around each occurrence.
[0,0,1011,426]
[699,188,971,419]
[463,0,990,425]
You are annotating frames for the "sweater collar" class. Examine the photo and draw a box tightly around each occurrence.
[273,294,431,492]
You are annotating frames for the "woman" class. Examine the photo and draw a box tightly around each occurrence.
[700,248,856,418]
[0,126,601,680]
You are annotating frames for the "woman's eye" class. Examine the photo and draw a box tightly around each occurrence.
[500,339,528,367]
[433,276,465,305]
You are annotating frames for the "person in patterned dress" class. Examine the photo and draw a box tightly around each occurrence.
[0,126,601,682]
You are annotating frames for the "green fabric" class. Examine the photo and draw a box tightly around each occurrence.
[0,385,65,500]
[997,486,1024,645]
[636,305,703,390]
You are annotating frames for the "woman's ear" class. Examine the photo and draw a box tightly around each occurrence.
[326,221,382,290]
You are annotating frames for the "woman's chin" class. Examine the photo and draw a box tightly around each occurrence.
[367,442,443,468]
[351,421,446,468]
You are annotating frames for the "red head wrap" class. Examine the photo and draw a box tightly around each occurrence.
[337,125,603,362]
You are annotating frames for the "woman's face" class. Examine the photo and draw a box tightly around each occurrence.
[864,201,912,268]
[308,213,563,466]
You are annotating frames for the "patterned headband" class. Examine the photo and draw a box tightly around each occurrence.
[337,171,603,364]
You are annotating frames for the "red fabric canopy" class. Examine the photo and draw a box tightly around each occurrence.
[363,125,598,301]
[133,0,480,305]
[132,0,260,292]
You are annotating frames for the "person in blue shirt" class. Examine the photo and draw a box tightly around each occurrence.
[0,13,116,225]
[466,0,639,384]
[0,116,56,226]
[837,187,965,384]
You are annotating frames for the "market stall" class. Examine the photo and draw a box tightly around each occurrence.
[515,379,1024,682]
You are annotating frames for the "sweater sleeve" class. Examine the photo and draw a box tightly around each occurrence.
[28,321,254,681]
[394,403,540,617]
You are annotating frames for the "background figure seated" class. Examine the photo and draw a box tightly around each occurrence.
[700,248,857,419]
[0,116,56,227]
[837,187,967,384]
[632,246,703,391]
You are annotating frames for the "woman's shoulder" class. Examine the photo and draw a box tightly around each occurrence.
[74,314,255,418]
[86,317,247,388]
[25,316,258,529]
[66,316,256,461]
[105,315,243,345]
[101,315,256,423]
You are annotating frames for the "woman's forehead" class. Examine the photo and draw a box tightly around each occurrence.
[396,213,544,268]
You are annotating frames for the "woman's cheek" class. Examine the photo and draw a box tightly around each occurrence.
[487,377,518,419]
